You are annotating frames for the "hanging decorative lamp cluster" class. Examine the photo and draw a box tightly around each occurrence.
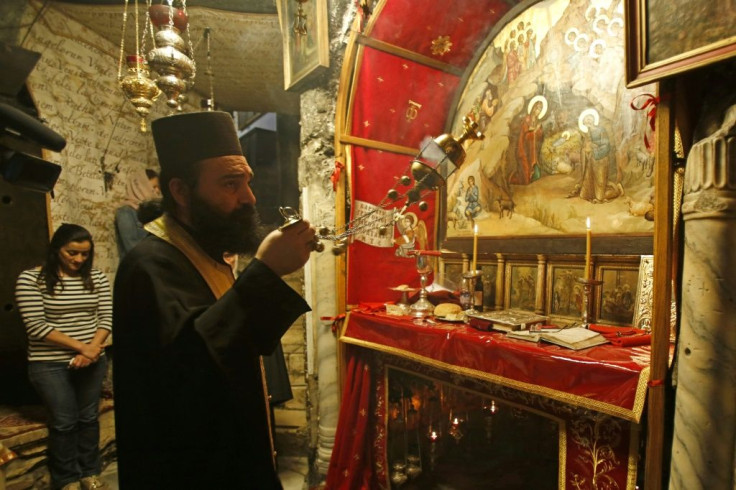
[118,0,197,131]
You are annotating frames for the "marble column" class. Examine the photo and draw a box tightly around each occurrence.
[310,235,338,476]
[299,83,341,479]
[670,104,736,490]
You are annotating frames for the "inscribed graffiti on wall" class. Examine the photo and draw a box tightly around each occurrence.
[20,1,174,275]
[448,0,656,239]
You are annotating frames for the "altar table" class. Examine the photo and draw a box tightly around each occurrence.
[326,309,652,489]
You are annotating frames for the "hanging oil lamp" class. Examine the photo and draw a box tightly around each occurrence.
[120,55,161,132]
[147,1,195,110]
[118,0,160,131]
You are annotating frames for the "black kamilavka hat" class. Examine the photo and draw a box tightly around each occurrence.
[151,111,242,175]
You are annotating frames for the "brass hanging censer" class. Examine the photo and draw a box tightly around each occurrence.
[118,0,160,132]
[277,118,484,255]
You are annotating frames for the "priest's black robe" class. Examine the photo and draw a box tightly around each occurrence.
[112,234,310,489]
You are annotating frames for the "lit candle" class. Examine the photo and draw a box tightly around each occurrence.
[585,217,592,280]
[472,224,478,271]
[430,430,438,442]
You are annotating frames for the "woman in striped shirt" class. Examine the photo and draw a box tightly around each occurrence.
[15,224,112,490]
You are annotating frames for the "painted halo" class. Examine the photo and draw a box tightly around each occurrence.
[607,17,624,37]
[397,212,417,234]
[592,14,610,35]
[589,39,606,59]
[573,32,590,52]
[578,108,600,133]
[527,95,548,119]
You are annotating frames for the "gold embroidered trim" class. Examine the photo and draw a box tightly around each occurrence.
[626,423,641,490]
[144,215,234,297]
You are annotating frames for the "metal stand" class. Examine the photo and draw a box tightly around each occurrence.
[461,269,481,314]
[576,277,603,328]
[410,254,435,318]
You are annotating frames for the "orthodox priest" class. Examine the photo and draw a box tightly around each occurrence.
[112,111,316,489]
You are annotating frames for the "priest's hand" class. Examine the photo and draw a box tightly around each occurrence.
[256,219,316,276]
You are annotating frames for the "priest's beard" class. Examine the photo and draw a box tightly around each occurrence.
[189,193,265,256]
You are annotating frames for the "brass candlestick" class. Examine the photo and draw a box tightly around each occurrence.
[576,277,603,328]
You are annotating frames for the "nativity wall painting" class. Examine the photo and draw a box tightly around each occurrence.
[446,0,656,240]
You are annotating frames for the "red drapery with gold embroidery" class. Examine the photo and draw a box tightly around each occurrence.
[325,350,382,490]
[326,310,653,488]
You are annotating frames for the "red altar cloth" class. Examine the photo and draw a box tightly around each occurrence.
[342,310,650,422]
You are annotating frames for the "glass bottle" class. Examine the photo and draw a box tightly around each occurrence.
[473,274,484,311]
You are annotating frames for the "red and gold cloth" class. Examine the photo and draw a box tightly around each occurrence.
[350,49,460,148]
[326,311,656,489]
[367,0,512,67]
[343,1,516,305]
[341,310,650,420]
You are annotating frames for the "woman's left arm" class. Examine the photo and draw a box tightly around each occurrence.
[94,271,113,346]
[71,272,113,367]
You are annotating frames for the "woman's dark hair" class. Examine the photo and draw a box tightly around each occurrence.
[144,168,159,180]
[39,223,95,294]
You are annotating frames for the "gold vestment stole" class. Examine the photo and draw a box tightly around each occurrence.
[145,215,277,467]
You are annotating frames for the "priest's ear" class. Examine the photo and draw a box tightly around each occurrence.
[168,177,192,209]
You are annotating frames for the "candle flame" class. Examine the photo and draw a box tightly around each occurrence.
[474,224,478,234]
[586,217,591,230]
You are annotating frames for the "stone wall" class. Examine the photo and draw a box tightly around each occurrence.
[273,271,309,456]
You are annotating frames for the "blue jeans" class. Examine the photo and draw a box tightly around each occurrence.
[28,357,108,489]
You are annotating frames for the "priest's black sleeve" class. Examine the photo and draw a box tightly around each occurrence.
[193,257,311,376]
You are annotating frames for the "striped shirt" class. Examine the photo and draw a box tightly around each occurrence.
[15,268,113,362]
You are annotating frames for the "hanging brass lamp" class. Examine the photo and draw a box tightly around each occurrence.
[119,55,161,132]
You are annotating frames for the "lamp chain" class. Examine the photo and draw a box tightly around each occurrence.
[117,0,129,80]
[140,0,152,56]
[205,27,214,106]
[183,1,197,80]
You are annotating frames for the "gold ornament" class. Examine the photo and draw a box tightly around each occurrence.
[119,55,161,132]
[431,35,453,56]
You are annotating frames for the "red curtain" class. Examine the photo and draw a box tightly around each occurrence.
[325,349,380,490]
